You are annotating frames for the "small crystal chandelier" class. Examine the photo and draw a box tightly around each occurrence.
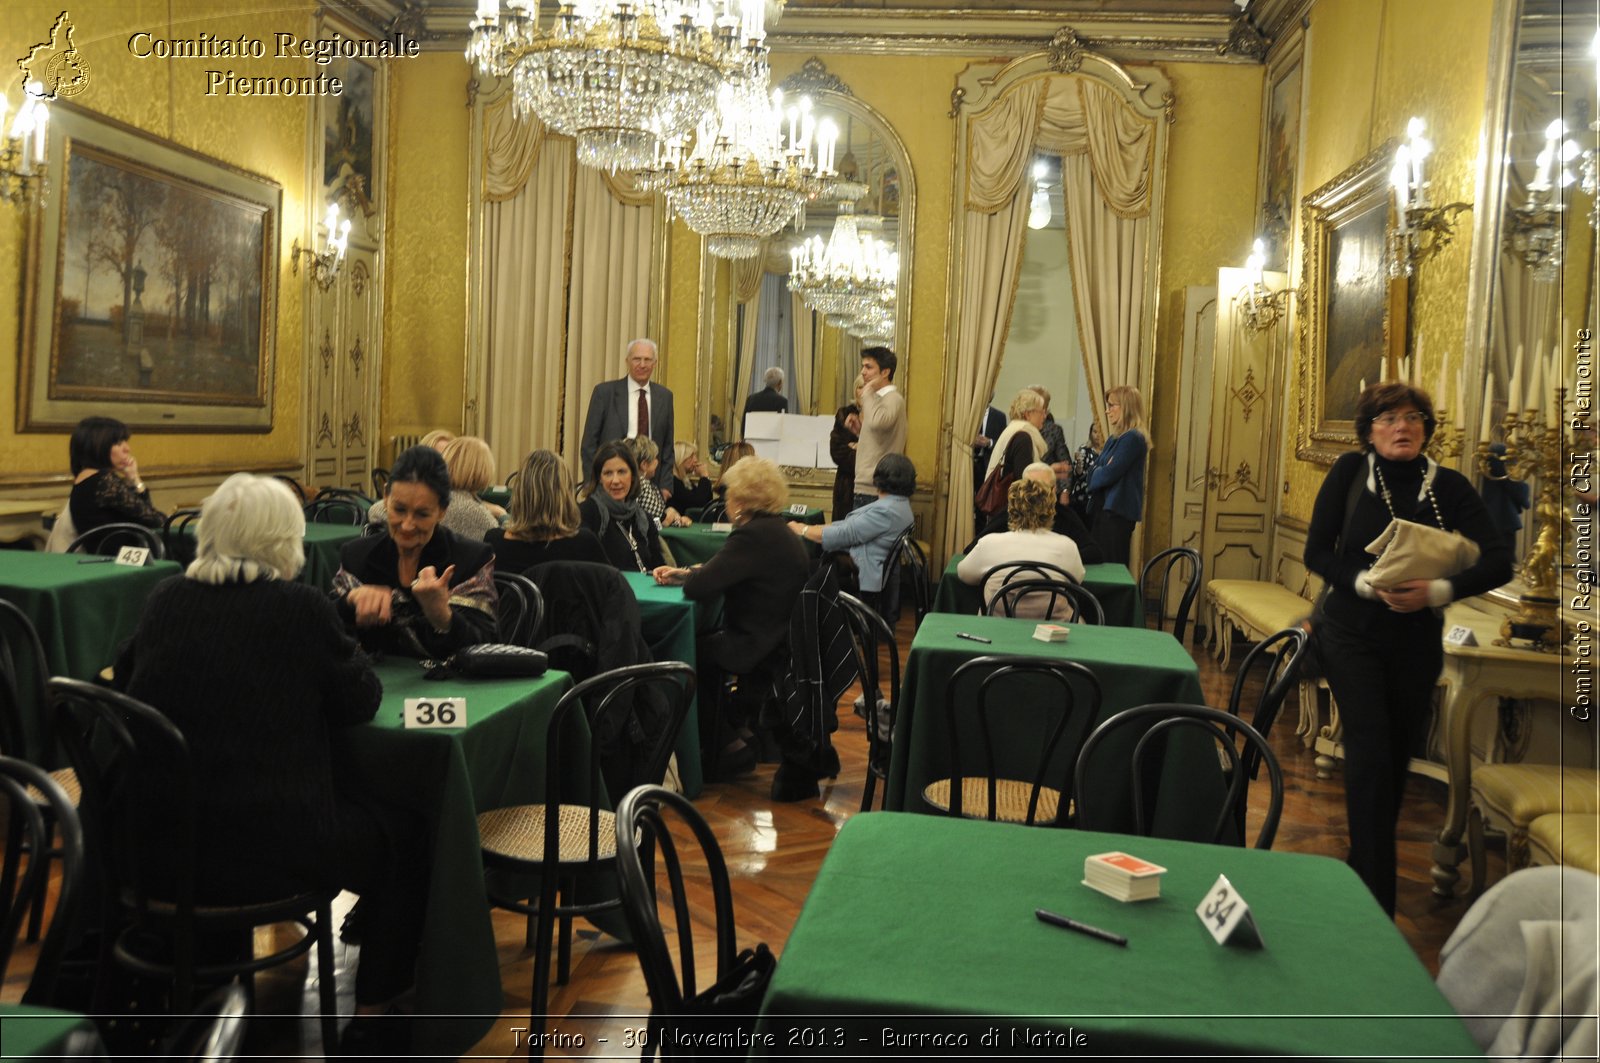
[467,0,767,173]
[789,186,898,318]
[642,74,835,259]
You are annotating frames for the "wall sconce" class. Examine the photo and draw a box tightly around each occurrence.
[290,202,352,291]
[1387,117,1471,278]
[0,82,49,206]
[1238,238,1291,331]
[1505,118,1580,281]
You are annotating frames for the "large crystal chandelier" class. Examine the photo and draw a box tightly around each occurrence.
[789,186,898,318]
[467,0,767,172]
[643,73,836,258]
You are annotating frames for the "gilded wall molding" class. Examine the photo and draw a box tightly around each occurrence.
[776,57,854,97]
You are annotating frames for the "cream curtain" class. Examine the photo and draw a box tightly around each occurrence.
[940,74,1156,557]
[483,94,545,203]
[483,137,573,472]
[729,251,766,432]
[563,164,658,478]
[791,290,815,415]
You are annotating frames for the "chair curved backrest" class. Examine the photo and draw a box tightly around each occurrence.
[0,599,51,763]
[936,655,1102,827]
[614,784,740,1038]
[313,486,375,507]
[699,499,728,524]
[302,496,365,526]
[161,508,203,568]
[272,475,307,504]
[983,578,1104,624]
[880,527,932,628]
[370,468,390,498]
[360,519,387,538]
[1140,547,1202,643]
[0,756,84,1006]
[66,522,165,560]
[1227,627,1309,780]
[1074,702,1284,849]
[981,560,1082,589]
[491,570,544,647]
[837,592,901,811]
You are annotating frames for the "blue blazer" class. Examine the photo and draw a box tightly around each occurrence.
[580,378,675,491]
[1087,429,1147,523]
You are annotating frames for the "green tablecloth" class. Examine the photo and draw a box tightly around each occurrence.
[754,814,1482,1059]
[934,554,1144,626]
[481,487,511,509]
[624,571,708,797]
[0,552,180,760]
[887,613,1221,837]
[0,1004,102,1058]
[660,513,823,568]
[299,522,362,591]
[343,660,577,1057]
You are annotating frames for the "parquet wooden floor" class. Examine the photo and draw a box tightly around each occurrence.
[2,616,1503,1060]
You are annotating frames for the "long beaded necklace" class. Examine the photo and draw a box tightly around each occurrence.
[1372,461,1448,530]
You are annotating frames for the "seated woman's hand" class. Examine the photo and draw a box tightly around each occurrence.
[348,585,393,628]
[664,507,691,528]
[411,564,456,615]
[652,565,688,585]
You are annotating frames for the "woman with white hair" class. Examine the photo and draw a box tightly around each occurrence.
[114,474,429,1040]
[977,388,1048,517]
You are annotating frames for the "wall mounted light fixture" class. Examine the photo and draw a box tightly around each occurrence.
[1387,117,1472,277]
[0,82,49,206]
[291,202,352,291]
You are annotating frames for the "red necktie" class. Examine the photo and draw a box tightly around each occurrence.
[636,387,649,437]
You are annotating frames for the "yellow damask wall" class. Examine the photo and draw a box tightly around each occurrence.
[382,52,471,437]
[1281,0,1493,520]
[0,0,314,486]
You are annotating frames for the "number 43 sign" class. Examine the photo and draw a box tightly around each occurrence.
[1195,874,1265,948]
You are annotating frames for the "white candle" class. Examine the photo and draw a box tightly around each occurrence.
[1509,345,1525,413]
[476,0,498,19]
[1455,368,1465,426]
[1528,346,1544,420]
[1433,353,1445,410]
[1392,147,1411,233]
[1400,355,1411,383]
[1360,377,1368,397]
[1481,372,1495,443]
[32,105,46,164]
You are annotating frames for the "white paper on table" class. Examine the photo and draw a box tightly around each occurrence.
[745,412,784,439]
[777,437,818,467]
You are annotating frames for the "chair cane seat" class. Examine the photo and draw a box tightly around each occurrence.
[922,777,1063,825]
[25,767,81,809]
[478,804,618,864]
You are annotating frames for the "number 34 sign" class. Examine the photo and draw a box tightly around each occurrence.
[1195,874,1265,948]
[403,697,467,730]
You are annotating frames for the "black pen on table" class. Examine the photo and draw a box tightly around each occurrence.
[955,631,991,644]
[1035,908,1127,947]
[77,556,113,564]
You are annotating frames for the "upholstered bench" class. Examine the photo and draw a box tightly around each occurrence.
[1528,813,1600,875]
[1203,578,1314,669]
[1470,765,1600,893]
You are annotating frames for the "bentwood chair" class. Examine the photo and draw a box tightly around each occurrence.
[1075,703,1284,849]
[614,785,765,1057]
[1223,628,1308,842]
[162,509,203,568]
[370,468,390,498]
[66,522,165,560]
[492,570,545,647]
[1140,546,1202,644]
[50,679,341,1051]
[984,578,1104,624]
[0,756,84,1007]
[922,655,1101,827]
[303,496,365,526]
[880,528,933,628]
[477,662,695,1056]
[837,593,901,811]
[980,560,1082,590]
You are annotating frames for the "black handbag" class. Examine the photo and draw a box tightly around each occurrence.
[667,943,776,1056]
[422,643,548,680]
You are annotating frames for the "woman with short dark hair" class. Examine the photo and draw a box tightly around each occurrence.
[579,440,666,572]
[791,453,916,613]
[68,415,165,534]
[332,445,498,657]
[1306,381,1511,916]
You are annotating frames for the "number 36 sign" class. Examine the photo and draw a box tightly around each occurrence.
[1195,874,1265,948]
[403,697,467,730]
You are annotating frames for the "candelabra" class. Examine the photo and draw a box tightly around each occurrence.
[1387,117,1472,278]
[1424,411,1465,462]
[291,203,352,292]
[1237,238,1292,331]
[0,84,48,206]
[1478,396,1569,652]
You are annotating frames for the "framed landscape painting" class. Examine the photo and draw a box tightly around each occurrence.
[20,104,279,431]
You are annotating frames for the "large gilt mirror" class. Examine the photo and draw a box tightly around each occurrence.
[698,59,914,455]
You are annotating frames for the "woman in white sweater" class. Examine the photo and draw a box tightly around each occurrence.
[957,477,1084,618]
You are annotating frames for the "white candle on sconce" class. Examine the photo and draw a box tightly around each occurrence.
[1481,372,1495,443]
[1508,345,1525,414]
[1455,368,1465,425]
[1527,347,1544,422]
[1360,377,1368,397]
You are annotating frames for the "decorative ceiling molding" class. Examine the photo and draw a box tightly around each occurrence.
[1248,0,1314,48]
[776,56,854,98]
[1218,13,1270,61]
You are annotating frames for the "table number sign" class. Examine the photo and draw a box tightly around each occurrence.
[789,503,809,516]
[404,697,467,729]
[114,545,150,567]
[711,522,734,533]
[1195,873,1265,947]
[1443,625,1478,647]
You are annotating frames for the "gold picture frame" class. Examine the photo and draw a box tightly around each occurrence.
[1296,140,1407,464]
[19,103,280,432]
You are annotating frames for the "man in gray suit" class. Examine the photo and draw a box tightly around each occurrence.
[581,338,676,495]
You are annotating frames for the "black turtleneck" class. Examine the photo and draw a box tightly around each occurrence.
[1305,450,1513,626]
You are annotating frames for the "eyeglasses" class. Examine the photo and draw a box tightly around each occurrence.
[1372,412,1428,427]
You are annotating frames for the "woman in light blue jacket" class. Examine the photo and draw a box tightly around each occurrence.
[1086,385,1148,565]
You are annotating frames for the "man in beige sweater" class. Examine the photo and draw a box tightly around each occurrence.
[852,346,909,508]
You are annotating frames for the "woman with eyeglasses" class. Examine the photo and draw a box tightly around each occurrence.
[1085,385,1148,564]
[1305,382,1510,917]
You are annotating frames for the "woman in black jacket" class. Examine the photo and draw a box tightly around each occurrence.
[654,457,810,777]
[1305,383,1511,916]
[580,440,666,572]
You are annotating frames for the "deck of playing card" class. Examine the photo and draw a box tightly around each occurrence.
[1033,623,1071,643]
[1083,851,1167,902]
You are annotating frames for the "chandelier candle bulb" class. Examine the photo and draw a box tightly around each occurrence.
[1481,372,1495,444]
[1509,345,1525,414]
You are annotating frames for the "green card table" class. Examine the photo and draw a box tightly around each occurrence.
[888,613,1223,837]
[0,1004,104,1058]
[660,508,823,567]
[297,522,363,591]
[0,552,180,759]
[480,487,511,509]
[934,555,1145,626]
[753,814,1481,1059]
[341,660,579,1056]
[624,571,708,796]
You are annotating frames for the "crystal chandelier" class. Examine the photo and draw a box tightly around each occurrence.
[1504,118,1580,282]
[789,187,898,318]
[467,0,767,172]
[642,73,836,259]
